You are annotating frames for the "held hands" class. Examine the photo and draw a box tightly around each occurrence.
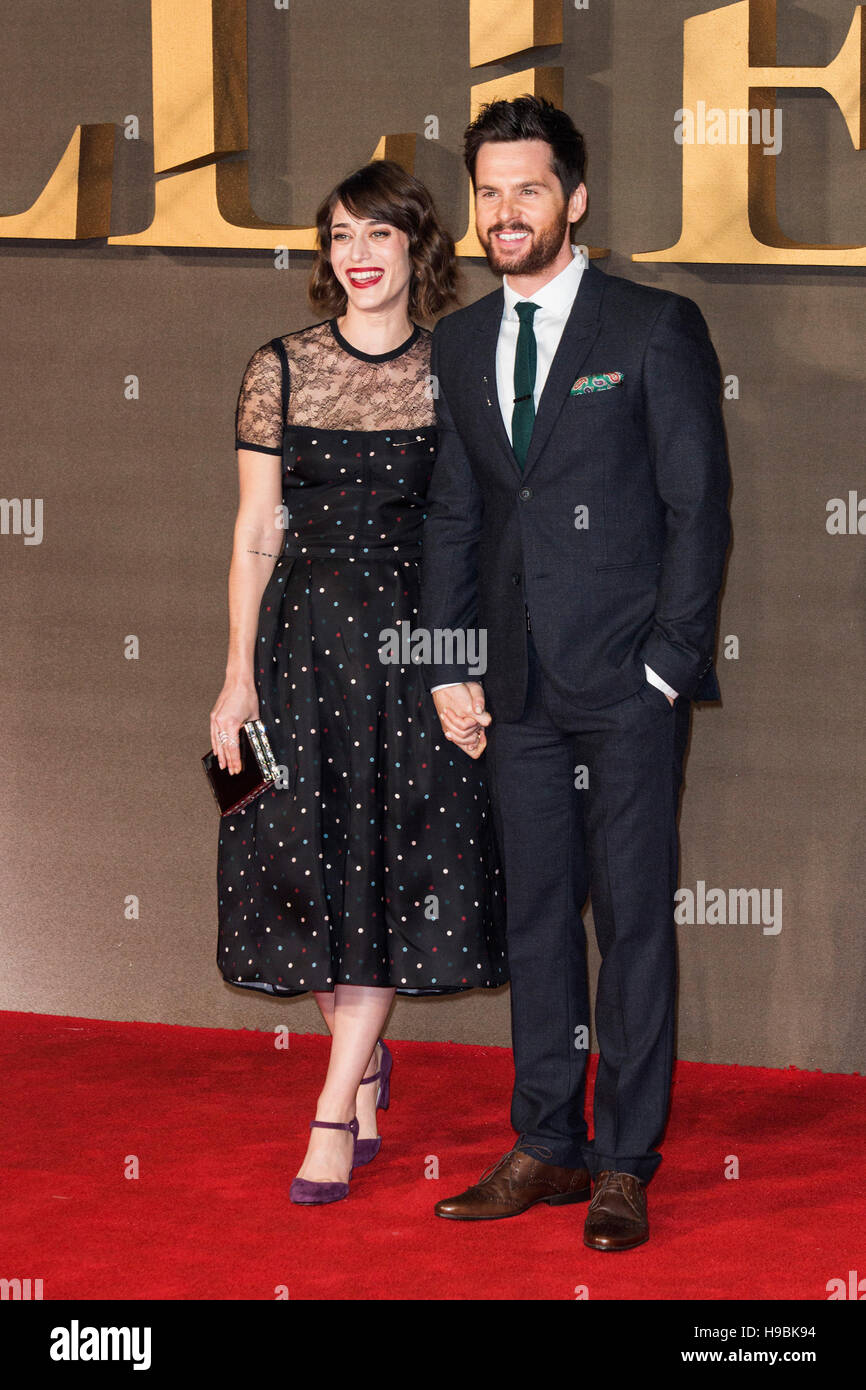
[210,678,259,774]
[432,681,492,760]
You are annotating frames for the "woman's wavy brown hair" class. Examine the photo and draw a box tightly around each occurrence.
[309,160,458,322]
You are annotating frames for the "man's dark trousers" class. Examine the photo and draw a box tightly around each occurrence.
[486,630,692,1185]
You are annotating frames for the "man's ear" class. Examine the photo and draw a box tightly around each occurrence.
[568,182,588,226]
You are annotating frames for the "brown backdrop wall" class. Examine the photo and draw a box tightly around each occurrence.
[2,0,864,1069]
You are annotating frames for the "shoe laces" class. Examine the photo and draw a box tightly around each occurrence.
[592,1170,643,1213]
[479,1138,554,1184]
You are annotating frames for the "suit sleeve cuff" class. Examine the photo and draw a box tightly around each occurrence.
[644,664,678,700]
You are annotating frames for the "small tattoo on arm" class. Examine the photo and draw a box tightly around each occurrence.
[246,547,279,558]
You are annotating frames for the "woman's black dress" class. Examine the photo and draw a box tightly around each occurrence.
[216,318,508,995]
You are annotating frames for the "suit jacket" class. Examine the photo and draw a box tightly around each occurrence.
[419,261,732,721]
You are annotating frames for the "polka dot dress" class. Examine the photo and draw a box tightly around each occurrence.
[216,319,508,995]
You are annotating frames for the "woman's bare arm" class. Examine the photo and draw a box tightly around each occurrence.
[210,449,284,772]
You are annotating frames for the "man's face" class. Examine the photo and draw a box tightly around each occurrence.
[474,138,585,277]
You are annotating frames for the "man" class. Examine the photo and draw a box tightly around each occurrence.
[420,96,730,1251]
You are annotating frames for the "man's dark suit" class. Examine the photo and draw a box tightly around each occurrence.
[420,260,731,1183]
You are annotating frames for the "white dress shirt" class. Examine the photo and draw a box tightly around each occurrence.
[497,244,588,442]
[431,245,678,701]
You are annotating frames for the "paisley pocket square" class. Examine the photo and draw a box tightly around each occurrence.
[570,371,624,395]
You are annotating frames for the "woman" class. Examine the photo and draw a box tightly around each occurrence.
[210,160,507,1205]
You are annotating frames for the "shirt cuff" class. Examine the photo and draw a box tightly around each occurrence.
[430,682,463,693]
[645,664,678,700]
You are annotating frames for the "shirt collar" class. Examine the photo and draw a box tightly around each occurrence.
[502,244,587,322]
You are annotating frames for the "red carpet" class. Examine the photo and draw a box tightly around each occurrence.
[2,1010,862,1300]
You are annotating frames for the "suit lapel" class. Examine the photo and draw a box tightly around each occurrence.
[472,289,522,478]
[521,261,606,480]
[468,263,607,482]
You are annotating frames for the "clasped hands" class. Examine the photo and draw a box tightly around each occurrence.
[432,681,491,760]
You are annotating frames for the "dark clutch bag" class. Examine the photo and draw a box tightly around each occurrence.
[202,718,280,816]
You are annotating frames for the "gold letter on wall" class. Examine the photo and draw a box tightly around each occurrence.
[469,0,562,67]
[0,124,114,239]
[110,1,415,249]
[634,0,866,264]
[111,0,316,248]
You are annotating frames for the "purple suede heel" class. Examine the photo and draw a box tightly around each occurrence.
[289,1117,359,1205]
[353,1039,393,1167]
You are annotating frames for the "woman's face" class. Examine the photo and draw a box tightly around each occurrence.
[328,201,412,315]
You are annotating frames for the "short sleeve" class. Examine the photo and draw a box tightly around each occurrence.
[234,341,284,454]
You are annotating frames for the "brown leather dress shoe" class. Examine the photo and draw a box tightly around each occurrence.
[435,1144,592,1221]
[583,1170,649,1250]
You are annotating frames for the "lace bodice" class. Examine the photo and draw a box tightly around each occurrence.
[234,318,435,451]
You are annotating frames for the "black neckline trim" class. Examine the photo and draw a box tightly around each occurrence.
[329,317,421,363]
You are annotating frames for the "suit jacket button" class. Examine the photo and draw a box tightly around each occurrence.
[511,573,521,585]
[518,487,532,501]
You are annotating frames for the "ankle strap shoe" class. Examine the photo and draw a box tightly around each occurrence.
[290,1117,359,1205]
[354,1039,393,1168]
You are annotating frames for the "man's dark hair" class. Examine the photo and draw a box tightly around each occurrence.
[463,95,586,198]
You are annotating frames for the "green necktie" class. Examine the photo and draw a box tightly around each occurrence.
[512,300,540,470]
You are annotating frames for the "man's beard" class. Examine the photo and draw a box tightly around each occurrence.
[480,203,571,277]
